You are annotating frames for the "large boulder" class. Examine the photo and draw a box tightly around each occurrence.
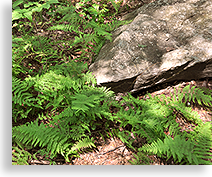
[89,0,212,93]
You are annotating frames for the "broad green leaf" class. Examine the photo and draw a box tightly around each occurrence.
[12,11,23,21]
[47,0,59,3]
[23,11,32,21]
[12,0,23,9]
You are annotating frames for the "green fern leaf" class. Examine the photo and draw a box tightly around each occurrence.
[179,85,212,107]
[70,137,96,152]
[13,121,71,158]
[12,146,31,165]
[71,93,99,112]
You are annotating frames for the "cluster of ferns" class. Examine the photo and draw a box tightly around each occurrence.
[12,60,212,164]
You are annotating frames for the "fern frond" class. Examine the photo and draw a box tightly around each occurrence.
[13,76,35,106]
[48,5,84,33]
[141,127,212,165]
[12,76,43,121]
[175,102,202,125]
[163,118,181,137]
[192,86,212,107]
[158,84,211,125]
[12,121,71,158]
[129,150,153,165]
[118,86,211,165]
[140,135,198,164]
[115,93,172,143]
[178,85,212,107]
[71,93,100,112]
[188,122,212,165]
[34,71,65,93]
[12,146,31,165]
[70,137,96,152]
[86,21,112,41]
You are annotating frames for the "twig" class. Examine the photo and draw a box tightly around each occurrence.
[97,145,125,156]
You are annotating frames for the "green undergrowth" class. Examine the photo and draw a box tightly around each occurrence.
[12,68,212,164]
[116,88,212,165]
[12,0,212,165]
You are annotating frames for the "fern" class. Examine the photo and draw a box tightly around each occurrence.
[140,135,196,164]
[12,59,115,160]
[188,122,212,165]
[140,127,212,165]
[13,121,66,157]
[117,84,212,165]
[181,85,212,107]
[70,137,96,152]
[12,0,212,165]
[12,76,34,106]
[12,98,112,161]
[129,150,153,165]
[158,85,212,125]
[12,76,43,122]
[12,146,32,165]
[47,1,129,61]
[115,94,172,144]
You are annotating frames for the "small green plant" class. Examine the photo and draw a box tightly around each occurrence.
[12,0,59,22]
[129,150,153,165]
[12,146,32,165]
[138,44,147,48]
[75,0,109,23]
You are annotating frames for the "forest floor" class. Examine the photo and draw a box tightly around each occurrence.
[13,0,212,165]
[70,79,212,165]
[28,79,212,165]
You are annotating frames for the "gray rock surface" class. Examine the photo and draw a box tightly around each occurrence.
[89,0,212,93]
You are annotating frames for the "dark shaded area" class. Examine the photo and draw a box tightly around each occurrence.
[101,75,138,93]
[100,58,212,94]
